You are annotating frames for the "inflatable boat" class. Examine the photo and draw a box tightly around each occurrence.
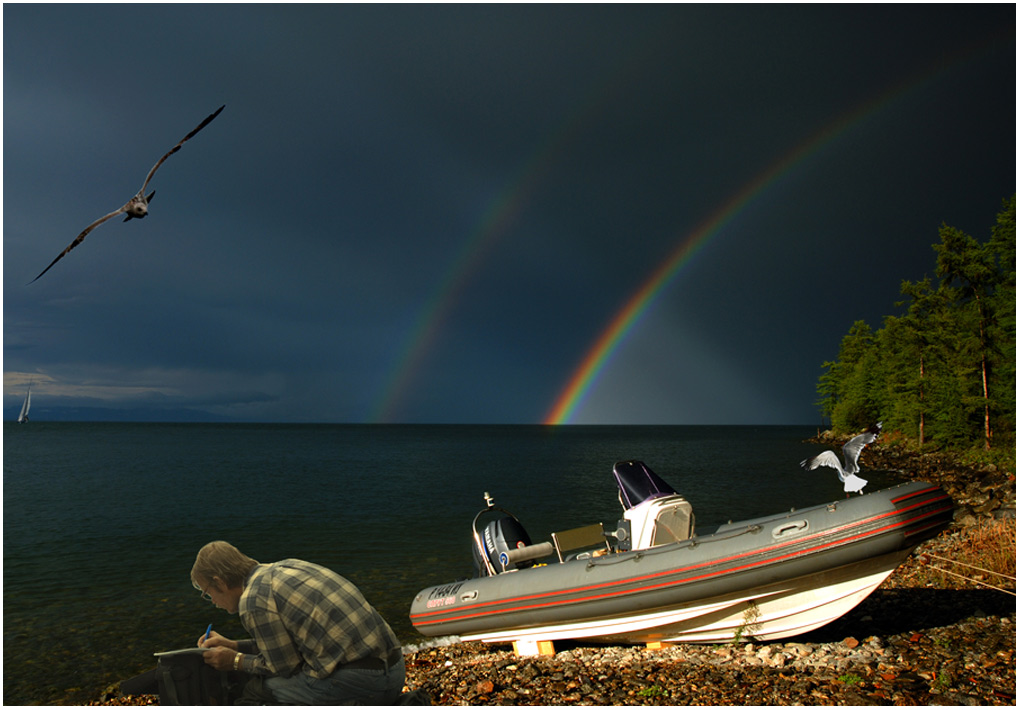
[409,461,953,646]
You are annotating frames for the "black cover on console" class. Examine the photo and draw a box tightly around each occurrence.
[612,460,678,510]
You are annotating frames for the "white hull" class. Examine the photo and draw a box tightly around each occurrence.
[463,549,908,646]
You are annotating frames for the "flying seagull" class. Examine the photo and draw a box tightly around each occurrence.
[800,422,882,495]
[29,104,225,283]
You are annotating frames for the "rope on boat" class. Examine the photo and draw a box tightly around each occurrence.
[586,524,764,569]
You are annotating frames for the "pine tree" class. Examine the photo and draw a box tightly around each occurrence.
[986,196,1016,445]
[816,321,880,431]
[880,278,955,446]
[934,224,999,449]
[816,195,1015,452]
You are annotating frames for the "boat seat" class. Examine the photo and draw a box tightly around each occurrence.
[551,523,610,563]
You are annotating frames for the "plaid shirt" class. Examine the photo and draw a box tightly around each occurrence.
[235,559,399,679]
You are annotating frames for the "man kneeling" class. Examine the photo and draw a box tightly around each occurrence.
[192,541,405,705]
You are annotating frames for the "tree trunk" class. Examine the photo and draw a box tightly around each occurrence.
[918,353,925,446]
[976,295,992,450]
[980,349,991,450]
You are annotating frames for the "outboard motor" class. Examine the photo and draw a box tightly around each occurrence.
[473,515,534,576]
[471,491,553,576]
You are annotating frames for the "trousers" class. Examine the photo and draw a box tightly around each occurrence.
[262,655,406,705]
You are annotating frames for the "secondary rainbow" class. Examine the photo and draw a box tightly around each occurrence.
[369,167,542,423]
[369,34,661,423]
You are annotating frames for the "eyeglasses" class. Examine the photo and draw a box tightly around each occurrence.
[194,580,214,601]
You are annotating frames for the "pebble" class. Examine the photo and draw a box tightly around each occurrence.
[96,599,1016,706]
[393,518,1015,707]
[400,608,1014,705]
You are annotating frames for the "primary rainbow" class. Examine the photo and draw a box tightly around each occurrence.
[542,169,788,426]
[543,53,965,426]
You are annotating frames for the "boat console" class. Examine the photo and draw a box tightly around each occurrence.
[613,461,695,551]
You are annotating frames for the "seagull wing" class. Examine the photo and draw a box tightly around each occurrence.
[800,450,845,478]
[30,105,223,284]
[29,205,129,283]
[136,105,225,196]
[840,422,882,474]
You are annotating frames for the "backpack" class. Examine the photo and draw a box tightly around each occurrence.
[155,650,232,705]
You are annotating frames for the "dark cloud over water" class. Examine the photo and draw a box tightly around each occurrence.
[4,5,1014,423]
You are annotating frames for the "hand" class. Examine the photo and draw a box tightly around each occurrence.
[198,629,237,650]
[202,645,238,672]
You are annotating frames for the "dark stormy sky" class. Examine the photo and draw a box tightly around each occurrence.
[3,4,1014,424]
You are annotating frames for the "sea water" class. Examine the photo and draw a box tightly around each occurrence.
[2,422,893,704]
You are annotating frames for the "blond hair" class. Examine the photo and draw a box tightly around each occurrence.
[191,541,259,590]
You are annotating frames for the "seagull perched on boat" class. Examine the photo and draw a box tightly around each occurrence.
[801,422,882,496]
[29,105,225,283]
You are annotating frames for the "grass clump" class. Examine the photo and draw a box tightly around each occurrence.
[731,601,762,646]
[914,518,1016,590]
[637,684,668,698]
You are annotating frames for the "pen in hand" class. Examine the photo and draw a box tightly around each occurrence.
[203,624,212,645]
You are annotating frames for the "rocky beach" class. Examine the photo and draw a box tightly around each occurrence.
[398,531,1015,706]
[95,442,1016,706]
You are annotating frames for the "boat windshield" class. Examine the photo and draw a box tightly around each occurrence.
[612,461,679,509]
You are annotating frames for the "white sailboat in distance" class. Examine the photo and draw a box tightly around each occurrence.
[17,383,32,423]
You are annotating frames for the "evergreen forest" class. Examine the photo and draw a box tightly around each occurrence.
[816,195,1015,453]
